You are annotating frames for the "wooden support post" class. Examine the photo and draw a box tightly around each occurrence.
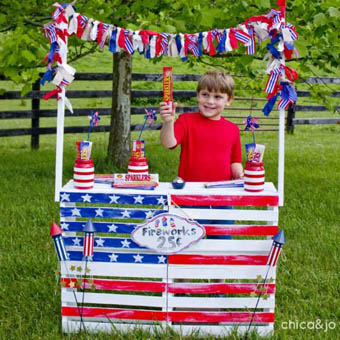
[55,86,66,202]
[286,103,296,134]
[278,108,285,206]
[31,79,40,149]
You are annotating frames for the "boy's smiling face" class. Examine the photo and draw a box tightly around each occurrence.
[197,88,232,120]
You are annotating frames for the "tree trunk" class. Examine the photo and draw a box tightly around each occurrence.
[107,51,132,169]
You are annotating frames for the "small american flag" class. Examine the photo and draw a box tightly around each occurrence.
[234,29,251,45]
[44,24,57,44]
[264,66,282,94]
[246,27,256,55]
[160,33,169,55]
[186,34,200,57]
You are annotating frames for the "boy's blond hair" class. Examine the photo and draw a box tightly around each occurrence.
[197,70,235,99]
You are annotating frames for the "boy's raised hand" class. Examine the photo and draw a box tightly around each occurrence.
[160,102,177,123]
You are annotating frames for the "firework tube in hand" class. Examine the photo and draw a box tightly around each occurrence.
[163,66,173,112]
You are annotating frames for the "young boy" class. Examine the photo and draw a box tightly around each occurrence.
[160,69,244,181]
[160,70,244,297]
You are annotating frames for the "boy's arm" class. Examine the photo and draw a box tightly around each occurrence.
[231,162,244,179]
[160,102,177,148]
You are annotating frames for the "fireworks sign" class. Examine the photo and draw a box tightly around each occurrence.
[132,213,205,254]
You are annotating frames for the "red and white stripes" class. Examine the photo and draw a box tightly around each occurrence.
[244,161,265,192]
[73,159,94,189]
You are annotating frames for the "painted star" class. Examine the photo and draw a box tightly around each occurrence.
[95,238,105,247]
[121,210,131,218]
[121,239,131,248]
[60,193,70,202]
[145,210,154,219]
[157,196,167,205]
[133,195,144,204]
[71,207,81,217]
[158,255,167,264]
[109,194,120,204]
[95,208,104,217]
[60,222,69,230]
[109,253,118,262]
[107,224,118,232]
[72,237,81,246]
[81,194,92,202]
[133,254,144,263]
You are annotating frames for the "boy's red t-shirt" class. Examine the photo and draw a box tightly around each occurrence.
[173,112,242,182]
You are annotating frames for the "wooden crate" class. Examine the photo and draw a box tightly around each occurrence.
[59,181,279,337]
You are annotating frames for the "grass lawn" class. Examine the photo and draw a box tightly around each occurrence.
[0,52,339,339]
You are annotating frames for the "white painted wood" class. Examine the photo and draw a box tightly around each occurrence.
[61,261,168,278]
[168,265,276,280]
[62,320,274,336]
[169,207,278,222]
[167,296,275,309]
[61,180,278,197]
[55,86,66,202]
[65,238,273,254]
[62,291,165,308]
[278,108,285,206]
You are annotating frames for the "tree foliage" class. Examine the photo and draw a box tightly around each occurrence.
[0,0,338,98]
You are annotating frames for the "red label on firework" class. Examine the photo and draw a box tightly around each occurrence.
[163,66,173,107]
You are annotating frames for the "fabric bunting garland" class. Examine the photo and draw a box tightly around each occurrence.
[43,1,299,117]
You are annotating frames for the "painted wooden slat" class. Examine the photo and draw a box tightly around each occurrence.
[167,296,275,309]
[168,254,268,265]
[59,191,168,205]
[61,221,278,235]
[64,237,273,254]
[61,278,275,295]
[62,291,274,309]
[167,282,276,295]
[61,278,166,292]
[205,224,278,236]
[171,194,278,207]
[169,207,278,222]
[61,261,168,278]
[62,321,274,337]
[66,250,167,264]
[62,306,274,323]
[168,265,276,280]
[61,180,169,195]
[60,221,137,233]
[64,236,142,249]
[62,291,165,308]
[178,239,273,253]
[60,206,167,219]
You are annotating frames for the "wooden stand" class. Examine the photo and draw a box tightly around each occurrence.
[59,181,279,337]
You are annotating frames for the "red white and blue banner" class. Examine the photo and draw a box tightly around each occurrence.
[42,1,299,116]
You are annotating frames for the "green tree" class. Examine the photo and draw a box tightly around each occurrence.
[0,0,339,161]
